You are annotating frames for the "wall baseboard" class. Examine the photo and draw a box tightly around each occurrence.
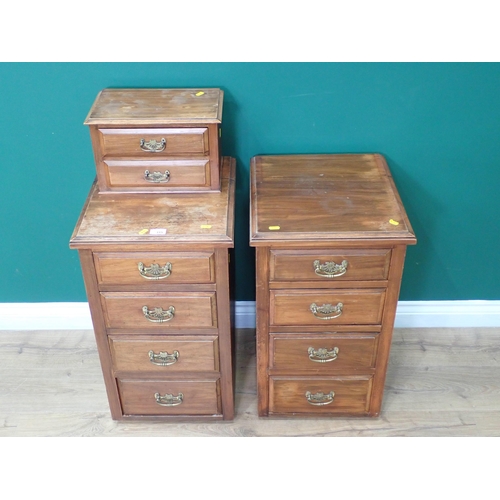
[0,301,499,331]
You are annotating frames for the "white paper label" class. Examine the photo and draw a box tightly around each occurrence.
[149,228,167,235]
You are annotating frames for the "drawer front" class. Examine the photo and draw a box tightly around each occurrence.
[101,292,217,329]
[270,289,385,326]
[269,376,373,414]
[109,335,218,373]
[270,334,379,372]
[118,379,220,415]
[94,252,215,286]
[270,249,391,281]
[98,128,209,156]
[104,160,210,188]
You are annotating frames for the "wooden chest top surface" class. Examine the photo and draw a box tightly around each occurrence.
[70,157,235,248]
[250,154,416,246]
[84,88,223,126]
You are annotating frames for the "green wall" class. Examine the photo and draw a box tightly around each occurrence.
[1,62,499,302]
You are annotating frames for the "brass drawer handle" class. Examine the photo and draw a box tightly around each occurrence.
[140,138,166,152]
[310,302,343,320]
[154,392,183,406]
[144,170,170,183]
[142,305,175,323]
[305,391,335,406]
[313,259,348,277]
[308,346,339,363]
[148,350,179,366]
[138,262,172,280]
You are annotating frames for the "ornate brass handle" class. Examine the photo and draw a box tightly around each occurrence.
[305,391,335,406]
[144,170,170,183]
[154,392,183,406]
[138,262,172,280]
[313,259,348,277]
[140,138,166,152]
[148,350,179,366]
[310,302,343,320]
[308,346,339,363]
[142,305,175,323]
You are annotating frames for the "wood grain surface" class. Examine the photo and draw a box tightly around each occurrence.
[250,154,417,246]
[84,89,224,125]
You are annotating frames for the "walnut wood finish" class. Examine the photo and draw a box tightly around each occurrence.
[250,154,415,246]
[104,159,211,190]
[94,251,215,286]
[269,376,373,415]
[117,379,220,416]
[98,128,209,156]
[84,88,223,193]
[70,157,235,421]
[84,89,223,125]
[109,335,219,373]
[270,289,386,326]
[270,334,379,372]
[100,292,218,329]
[71,157,234,247]
[250,154,416,417]
[270,249,391,281]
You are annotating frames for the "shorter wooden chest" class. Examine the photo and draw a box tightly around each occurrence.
[84,88,224,193]
[250,154,416,417]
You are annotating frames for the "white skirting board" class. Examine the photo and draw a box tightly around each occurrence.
[0,301,500,330]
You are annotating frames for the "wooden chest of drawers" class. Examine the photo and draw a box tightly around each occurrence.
[84,88,223,193]
[250,154,416,417]
[70,157,235,420]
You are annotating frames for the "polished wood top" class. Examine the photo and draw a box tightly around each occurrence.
[70,157,235,248]
[84,88,223,125]
[250,154,416,246]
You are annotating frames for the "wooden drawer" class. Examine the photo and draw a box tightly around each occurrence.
[98,128,209,157]
[117,378,220,415]
[100,292,217,329]
[270,289,385,326]
[94,252,215,287]
[269,376,373,414]
[270,333,379,372]
[270,249,391,282]
[104,159,210,189]
[109,335,219,373]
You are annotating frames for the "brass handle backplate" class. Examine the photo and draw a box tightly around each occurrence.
[308,346,339,363]
[138,262,172,280]
[305,391,335,406]
[140,138,166,152]
[310,302,343,320]
[313,259,348,277]
[148,350,179,366]
[154,392,183,406]
[144,170,170,183]
[142,305,175,323]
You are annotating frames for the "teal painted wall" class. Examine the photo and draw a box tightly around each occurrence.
[1,63,499,303]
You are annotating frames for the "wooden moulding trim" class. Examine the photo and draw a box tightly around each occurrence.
[373,153,416,239]
[69,236,235,249]
[250,234,417,246]
[117,414,224,422]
